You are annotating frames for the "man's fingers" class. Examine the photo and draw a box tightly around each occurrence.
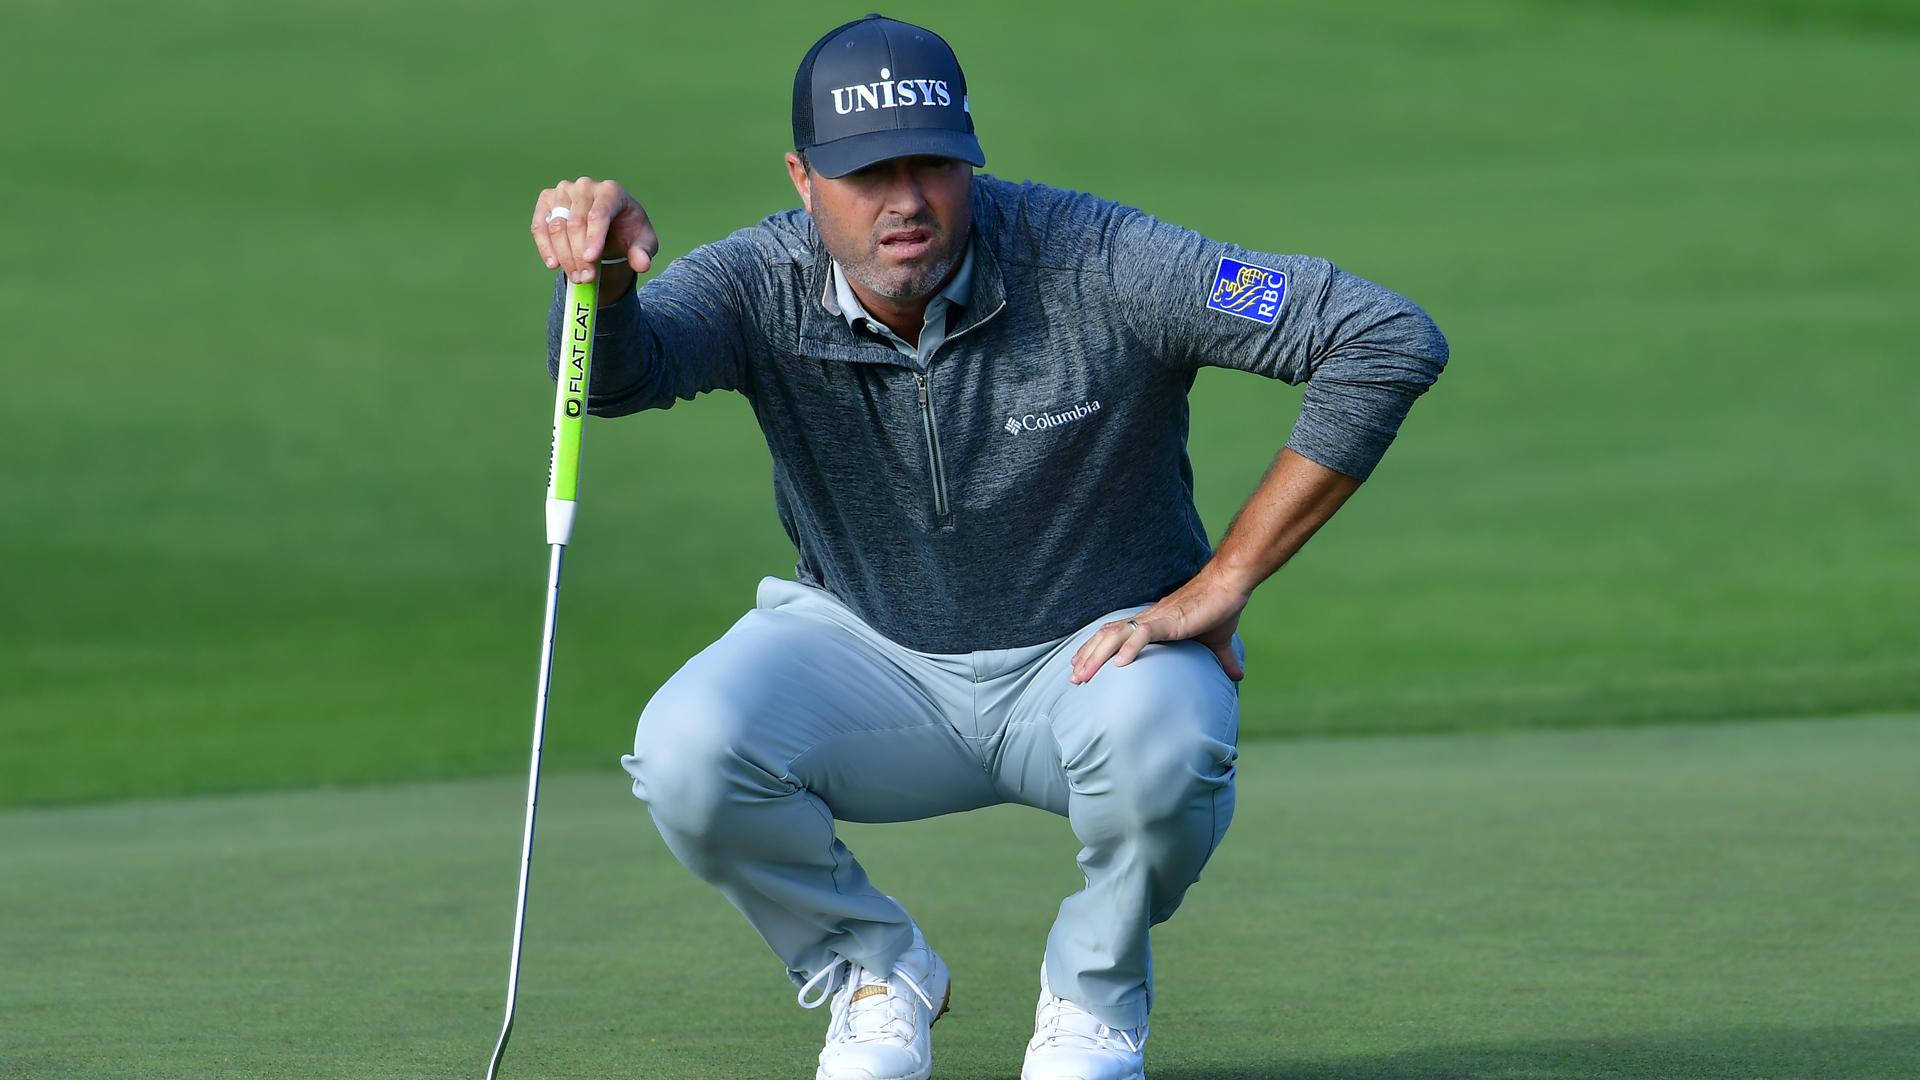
[581,184,615,265]
[1070,626,1108,672]
[1110,619,1153,668]
[546,211,576,277]
[545,182,579,276]
[565,176,594,281]
[1071,618,1153,683]
[613,191,661,274]
[1068,629,1104,682]
[1212,642,1245,682]
[530,193,561,269]
[1070,635,1114,684]
[533,177,657,279]
[624,215,660,273]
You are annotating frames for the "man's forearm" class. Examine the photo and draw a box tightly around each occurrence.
[1206,448,1362,595]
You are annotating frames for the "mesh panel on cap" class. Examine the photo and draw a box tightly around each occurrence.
[792,15,873,150]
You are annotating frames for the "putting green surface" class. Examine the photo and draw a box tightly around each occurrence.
[5,715,1914,1078]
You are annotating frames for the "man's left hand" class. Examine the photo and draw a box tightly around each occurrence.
[1070,568,1252,685]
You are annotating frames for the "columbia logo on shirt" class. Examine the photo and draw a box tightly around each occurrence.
[1003,400,1102,435]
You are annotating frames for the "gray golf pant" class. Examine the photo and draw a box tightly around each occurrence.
[621,576,1242,1030]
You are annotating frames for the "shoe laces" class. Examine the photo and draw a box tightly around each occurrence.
[798,956,937,1045]
[1031,991,1143,1055]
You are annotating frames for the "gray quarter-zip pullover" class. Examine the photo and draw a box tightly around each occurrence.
[547,174,1448,652]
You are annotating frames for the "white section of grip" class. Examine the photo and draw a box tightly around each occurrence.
[545,498,577,547]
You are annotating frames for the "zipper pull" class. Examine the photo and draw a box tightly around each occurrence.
[916,373,929,406]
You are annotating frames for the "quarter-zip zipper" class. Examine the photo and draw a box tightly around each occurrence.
[911,296,1006,531]
[916,371,951,526]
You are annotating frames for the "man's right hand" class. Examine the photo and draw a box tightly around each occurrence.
[531,177,660,294]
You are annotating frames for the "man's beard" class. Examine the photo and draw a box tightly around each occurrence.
[820,206,965,303]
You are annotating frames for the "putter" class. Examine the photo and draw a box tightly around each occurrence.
[487,272,598,1078]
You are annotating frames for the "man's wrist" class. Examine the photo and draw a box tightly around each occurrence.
[597,261,638,306]
[1202,556,1266,598]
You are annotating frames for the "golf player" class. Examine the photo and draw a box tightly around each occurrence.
[531,14,1446,1080]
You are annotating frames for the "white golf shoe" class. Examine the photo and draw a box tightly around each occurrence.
[798,924,951,1080]
[1020,963,1148,1080]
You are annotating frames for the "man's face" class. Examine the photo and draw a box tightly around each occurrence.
[786,153,972,303]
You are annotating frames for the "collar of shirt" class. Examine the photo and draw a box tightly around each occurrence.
[828,241,975,364]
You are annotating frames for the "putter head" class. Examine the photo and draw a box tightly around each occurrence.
[486,1017,513,1078]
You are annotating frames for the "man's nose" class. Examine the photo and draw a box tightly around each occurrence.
[880,161,928,216]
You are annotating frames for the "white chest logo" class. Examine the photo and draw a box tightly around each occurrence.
[1004,400,1101,435]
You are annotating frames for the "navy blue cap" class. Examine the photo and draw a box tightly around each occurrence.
[792,14,985,178]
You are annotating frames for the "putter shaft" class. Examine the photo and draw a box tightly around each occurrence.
[488,542,566,1078]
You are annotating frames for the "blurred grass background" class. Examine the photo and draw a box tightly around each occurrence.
[2,0,1916,806]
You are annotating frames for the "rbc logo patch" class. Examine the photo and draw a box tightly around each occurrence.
[1207,257,1287,325]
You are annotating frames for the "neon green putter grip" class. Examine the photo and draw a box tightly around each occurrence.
[544,278,597,546]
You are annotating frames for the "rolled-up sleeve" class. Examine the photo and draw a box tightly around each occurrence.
[1108,207,1448,481]
[544,233,754,417]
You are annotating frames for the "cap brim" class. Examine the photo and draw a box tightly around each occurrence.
[805,128,985,179]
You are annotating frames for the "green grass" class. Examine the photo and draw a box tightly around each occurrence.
[2,0,1917,806]
[4,716,1916,1077]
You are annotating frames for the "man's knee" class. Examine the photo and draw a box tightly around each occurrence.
[623,671,777,839]
[1063,647,1238,831]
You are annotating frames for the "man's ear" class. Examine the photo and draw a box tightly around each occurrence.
[784,152,813,214]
